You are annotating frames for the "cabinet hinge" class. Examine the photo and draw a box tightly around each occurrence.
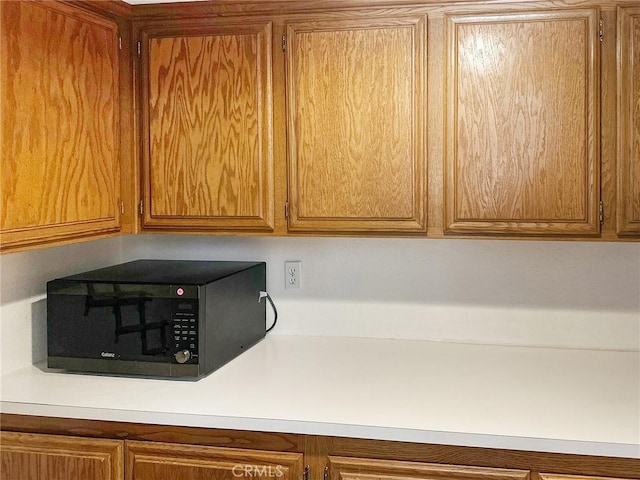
[302,466,310,480]
[139,200,144,216]
[137,40,142,58]
[324,466,329,480]
[599,200,604,225]
[282,34,287,53]
[285,201,289,219]
[599,19,604,42]
[118,36,122,50]
[120,200,125,215]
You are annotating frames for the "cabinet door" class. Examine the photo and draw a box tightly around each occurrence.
[327,456,529,480]
[141,22,274,231]
[286,15,427,233]
[0,432,123,480]
[445,10,600,236]
[126,440,303,480]
[0,1,121,252]
[617,6,640,235]
[539,474,632,480]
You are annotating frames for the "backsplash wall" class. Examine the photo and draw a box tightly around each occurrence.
[126,235,640,349]
[1,235,638,375]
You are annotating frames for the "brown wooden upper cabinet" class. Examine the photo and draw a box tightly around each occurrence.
[617,6,640,235]
[444,9,600,236]
[140,22,274,231]
[1,431,123,480]
[285,15,427,233]
[1,1,121,252]
[126,440,303,480]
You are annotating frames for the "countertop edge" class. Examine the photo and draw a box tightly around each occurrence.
[2,401,638,460]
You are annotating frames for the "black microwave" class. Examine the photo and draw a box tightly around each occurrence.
[47,260,266,379]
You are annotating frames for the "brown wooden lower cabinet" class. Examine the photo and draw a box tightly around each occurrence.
[327,455,530,480]
[1,416,639,480]
[539,475,633,480]
[126,440,304,480]
[0,431,123,480]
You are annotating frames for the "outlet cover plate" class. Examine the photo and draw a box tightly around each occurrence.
[285,261,301,290]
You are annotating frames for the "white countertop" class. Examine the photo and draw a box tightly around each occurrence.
[1,335,639,458]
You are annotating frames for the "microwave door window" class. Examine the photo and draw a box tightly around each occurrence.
[48,284,173,361]
[84,285,168,356]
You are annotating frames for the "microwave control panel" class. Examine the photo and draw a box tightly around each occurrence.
[172,300,198,364]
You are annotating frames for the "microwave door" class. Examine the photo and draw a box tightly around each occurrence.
[48,283,174,362]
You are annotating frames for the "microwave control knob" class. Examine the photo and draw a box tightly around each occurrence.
[175,349,191,364]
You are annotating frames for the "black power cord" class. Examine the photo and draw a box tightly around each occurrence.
[260,292,278,333]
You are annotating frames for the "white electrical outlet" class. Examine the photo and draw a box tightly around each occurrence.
[284,261,302,290]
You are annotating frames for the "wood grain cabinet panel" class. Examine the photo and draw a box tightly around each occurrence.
[445,9,600,236]
[126,440,304,480]
[327,455,530,480]
[0,1,121,252]
[617,6,640,235]
[141,22,274,231]
[538,474,633,480]
[286,15,427,233]
[0,432,123,480]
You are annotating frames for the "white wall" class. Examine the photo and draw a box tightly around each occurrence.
[2,235,639,375]
[125,235,640,349]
